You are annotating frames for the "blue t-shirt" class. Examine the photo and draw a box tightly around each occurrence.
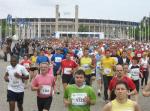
[36,55,49,64]
[51,54,64,69]
[63,47,69,57]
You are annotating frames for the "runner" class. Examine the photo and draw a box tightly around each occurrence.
[129,56,142,102]
[31,62,55,111]
[64,69,96,111]
[51,48,64,94]
[108,65,137,100]
[95,48,103,96]
[4,56,29,111]
[101,49,116,101]
[58,53,78,90]
[30,51,38,81]
[80,47,95,85]
[101,81,141,111]
[139,52,149,88]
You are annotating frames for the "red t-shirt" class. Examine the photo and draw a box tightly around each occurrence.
[61,59,78,75]
[20,60,31,71]
[134,50,144,60]
[108,76,136,91]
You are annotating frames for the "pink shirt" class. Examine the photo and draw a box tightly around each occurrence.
[32,73,55,98]
[48,66,54,77]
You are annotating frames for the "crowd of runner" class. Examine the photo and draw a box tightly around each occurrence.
[2,37,150,111]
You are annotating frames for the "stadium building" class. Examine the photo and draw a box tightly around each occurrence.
[0,5,139,40]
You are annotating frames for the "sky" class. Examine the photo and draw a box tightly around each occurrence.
[0,0,150,22]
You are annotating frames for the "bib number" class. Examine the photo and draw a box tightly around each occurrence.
[82,64,90,70]
[64,68,72,74]
[11,78,20,87]
[24,63,30,68]
[55,57,62,62]
[40,85,51,95]
[137,54,141,57]
[104,68,111,74]
[71,93,87,105]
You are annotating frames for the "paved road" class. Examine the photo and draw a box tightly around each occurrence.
[0,59,150,111]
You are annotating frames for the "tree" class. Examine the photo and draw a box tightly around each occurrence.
[78,25,89,32]
[78,25,89,37]
[1,19,16,40]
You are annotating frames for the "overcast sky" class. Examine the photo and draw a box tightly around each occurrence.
[0,0,150,22]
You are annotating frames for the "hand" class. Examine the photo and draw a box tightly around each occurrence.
[14,73,22,79]
[38,85,43,91]
[84,96,90,105]
[64,99,71,107]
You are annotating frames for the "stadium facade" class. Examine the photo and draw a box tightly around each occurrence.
[0,5,139,40]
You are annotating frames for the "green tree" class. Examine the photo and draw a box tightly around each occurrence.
[78,25,89,37]
[2,19,6,39]
[78,25,89,32]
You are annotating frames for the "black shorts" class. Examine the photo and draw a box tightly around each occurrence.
[133,80,140,92]
[85,75,92,85]
[53,68,60,76]
[62,74,73,84]
[7,90,24,104]
[91,73,96,77]
[37,96,52,111]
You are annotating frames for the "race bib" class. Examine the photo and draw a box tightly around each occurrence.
[10,78,20,87]
[55,57,62,62]
[64,68,72,74]
[137,53,141,57]
[82,64,90,70]
[40,85,51,95]
[71,93,87,105]
[143,64,147,68]
[104,68,111,74]
[23,63,30,68]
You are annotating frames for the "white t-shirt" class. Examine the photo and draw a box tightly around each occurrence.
[6,64,29,92]
[140,58,149,69]
[128,64,140,80]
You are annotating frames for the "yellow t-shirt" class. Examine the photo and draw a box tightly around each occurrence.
[101,57,116,76]
[31,56,37,64]
[111,99,134,111]
[80,57,92,75]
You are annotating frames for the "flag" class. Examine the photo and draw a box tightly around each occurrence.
[6,14,12,25]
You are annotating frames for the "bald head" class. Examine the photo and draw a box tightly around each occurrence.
[116,65,124,78]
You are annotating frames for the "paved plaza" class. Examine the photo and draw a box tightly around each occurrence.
[0,59,150,111]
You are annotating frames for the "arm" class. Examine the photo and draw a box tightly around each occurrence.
[101,102,111,111]
[86,87,96,105]
[14,73,29,80]
[64,98,71,107]
[31,77,41,91]
[142,81,150,97]
[15,67,30,80]
[31,85,41,91]
[134,102,141,111]
[128,89,137,96]
[128,78,138,96]
[63,86,71,107]
[4,72,9,82]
